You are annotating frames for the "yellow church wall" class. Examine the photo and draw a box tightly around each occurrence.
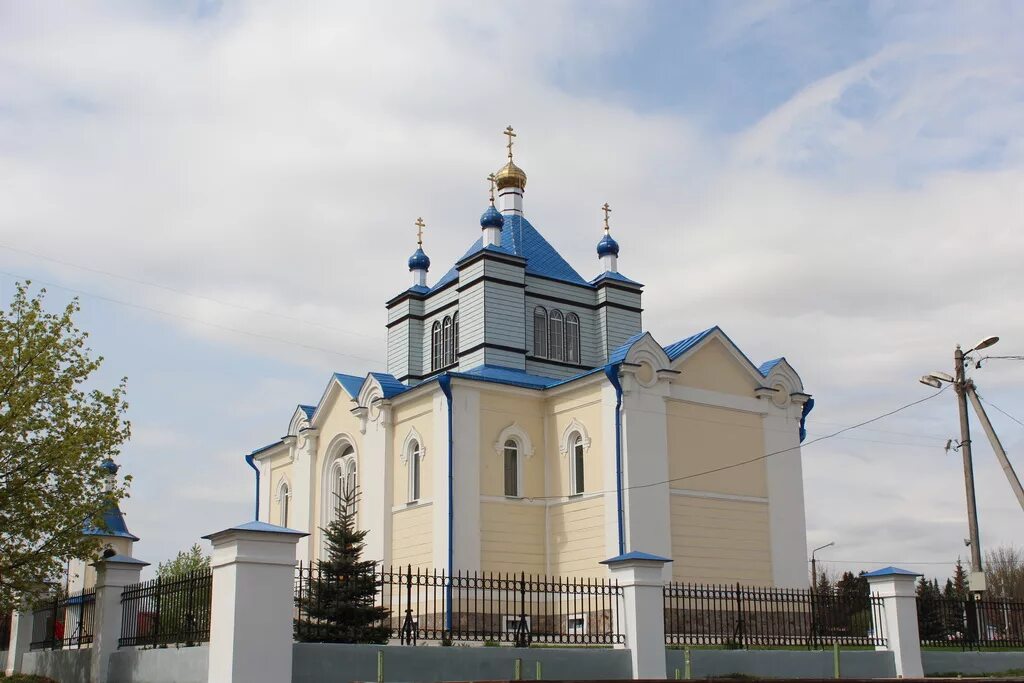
[547,384,606,497]
[268,457,295,527]
[391,502,433,569]
[673,338,759,396]
[665,400,767,498]
[392,393,435,506]
[547,495,607,577]
[310,391,365,557]
[477,390,544,498]
[479,501,545,574]
[669,495,773,585]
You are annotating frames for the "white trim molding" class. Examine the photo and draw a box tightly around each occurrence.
[559,418,592,456]
[670,487,769,504]
[400,427,427,464]
[493,422,534,458]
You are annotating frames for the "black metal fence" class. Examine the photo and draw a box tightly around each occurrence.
[918,595,1024,649]
[29,587,96,650]
[295,563,623,645]
[119,571,212,648]
[664,582,888,649]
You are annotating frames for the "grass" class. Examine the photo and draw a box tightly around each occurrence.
[667,644,874,651]
[0,675,60,683]
[927,669,1024,678]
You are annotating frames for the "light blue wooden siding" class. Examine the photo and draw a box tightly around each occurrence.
[524,359,582,380]
[523,295,601,367]
[604,308,642,353]
[407,318,424,378]
[524,276,595,306]
[387,320,410,379]
[482,280,525,370]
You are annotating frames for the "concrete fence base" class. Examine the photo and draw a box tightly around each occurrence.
[922,650,1024,676]
[666,649,896,680]
[20,648,92,681]
[108,645,209,683]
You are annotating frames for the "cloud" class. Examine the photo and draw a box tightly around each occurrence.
[1,1,1022,574]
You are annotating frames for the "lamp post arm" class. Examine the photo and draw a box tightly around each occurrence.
[966,384,1024,512]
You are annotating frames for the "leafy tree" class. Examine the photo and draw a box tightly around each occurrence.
[295,487,390,643]
[0,283,130,612]
[984,546,1024,600]
[156,544,210,579]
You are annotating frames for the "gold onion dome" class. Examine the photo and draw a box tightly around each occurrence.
[494,159,527,190]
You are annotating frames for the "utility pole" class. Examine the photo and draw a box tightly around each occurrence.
[811,541,834,589]
[954,345,985,587]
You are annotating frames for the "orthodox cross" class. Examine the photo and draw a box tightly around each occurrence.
[602,202,612,233]
[504,125,516,161]
[487,173,496,205]
[415,217,425,246]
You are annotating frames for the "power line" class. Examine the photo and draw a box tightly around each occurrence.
[524,387,949,501]
[977,393,1024,429]
[811,559,954,566]
[0,269,385,366]
[0,241,387,343]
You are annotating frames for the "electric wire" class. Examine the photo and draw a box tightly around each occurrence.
[523,386,949,501]
[976,393,1024,429]
[0,268,385,365]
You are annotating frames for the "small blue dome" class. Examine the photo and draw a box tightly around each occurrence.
[408,247,430,271]
[480,205,504,230]
[597,233,619,258]
[99,458,119,475]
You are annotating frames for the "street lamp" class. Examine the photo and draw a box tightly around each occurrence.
[918,335,1000,594]
[811,541,835,589]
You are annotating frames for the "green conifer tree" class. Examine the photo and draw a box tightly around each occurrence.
[294,487,390,643]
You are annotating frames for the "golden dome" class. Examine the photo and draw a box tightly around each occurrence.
[494,160,527,191]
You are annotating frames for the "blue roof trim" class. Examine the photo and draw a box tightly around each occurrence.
[448,364,605,391]
[298,405,315,419]
[369,372,408,399]
[601,551,672,564]
[333,373,364,399]
[590,271,643,287]
[431,215,588,292]
[663,327,717,361]
[758,358,785,377]
[608,332,647,364]
[862,566,922,578]
[83,503,140,541]
[202,520,309,539]
[250,440,284,456]
[98,554,148,566]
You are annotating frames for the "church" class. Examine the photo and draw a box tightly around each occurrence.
[249,128,813,588]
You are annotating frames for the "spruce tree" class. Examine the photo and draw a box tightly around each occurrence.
[295,487,390,643]
[951,558,969,599]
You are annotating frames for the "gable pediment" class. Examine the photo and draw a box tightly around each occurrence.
[670,334,763,396]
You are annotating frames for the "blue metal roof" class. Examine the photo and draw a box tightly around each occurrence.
[758,358,785,377]
[862,566,922,578]
[590,271,643,287]
[608,332,647,364]
[298,405,315,419]
[83,502,139,541]
[663,327,717,361]
[333,373,364,398]
[431,214,588,292]
[451,365,560,389]
[202,520,309,539]
[369,372,408,399]
[600,551,672,564]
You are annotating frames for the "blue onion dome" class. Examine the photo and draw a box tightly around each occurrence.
[597,232,620,258]
[408,247,430,271]
[99,458,120,475]
[480,205,504,229]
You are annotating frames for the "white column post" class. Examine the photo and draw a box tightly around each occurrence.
[91,555,149,683]
[203,521,307,683]
[865,567,924,678]
[4,607,35,675]
[601,552,671,679]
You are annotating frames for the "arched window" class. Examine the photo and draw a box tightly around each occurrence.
[571,434,585,495]
[431,322,442,371]
[549,309,564,361]
[533,307,548,357]
[277,481,290,528]
[328,446,357,518]
[408,439,421,502]
[442,316,453,366]
[503,439,519,497]
[452,311,459,362]
[565,313,580,364]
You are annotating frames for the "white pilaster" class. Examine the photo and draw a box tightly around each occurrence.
[866,568,924,678]
[431,389,450,571]
[601,552,670,679]
[361,401,393,566]
[258,458,273,523]
[600,381,622,561]
[450,386,481,570]
[91,555,149,683]
[498,187,523,215]
[4,607,35,675]
[203,521,307,683]
[762,401,809,588]
[292,428,319,564]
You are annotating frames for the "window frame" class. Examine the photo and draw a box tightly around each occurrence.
[548,309,564,361]
[431,321,442,371]
[503,438,520,498]
[564,312,580,364]
[571,433,585,495]
[533,306,548,358]
[277,480,291,528]
[408,439,422,503]
[442,316,453,366]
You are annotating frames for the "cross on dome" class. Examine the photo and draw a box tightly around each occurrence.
[494,125,527,191]
[504,125,517,161]
[415,217,425,246]
[602,202,612,233]
[487,173,496,205]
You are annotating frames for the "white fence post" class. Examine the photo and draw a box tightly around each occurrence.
[865,566,924,678]
[91,554,149,683]
[203,521,307,683]
[601,551,670,679]
[4,606,35,675]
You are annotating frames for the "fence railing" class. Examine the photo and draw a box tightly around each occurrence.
[29,587,96,650]
[664,582,888,649]
[918,595,1024,649]
[118,571,212,648]
[295,563,623,646]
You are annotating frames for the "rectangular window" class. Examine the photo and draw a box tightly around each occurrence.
[504,445,518,497]
[567,614,586,635]
[502,615,531,634]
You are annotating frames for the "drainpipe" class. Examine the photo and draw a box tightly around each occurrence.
[438,374,454,631]
[799,397,815,443]
[245,453,260,521]
[603,364,626,556]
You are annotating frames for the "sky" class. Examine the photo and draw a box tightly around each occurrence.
[1,0,1022,582]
